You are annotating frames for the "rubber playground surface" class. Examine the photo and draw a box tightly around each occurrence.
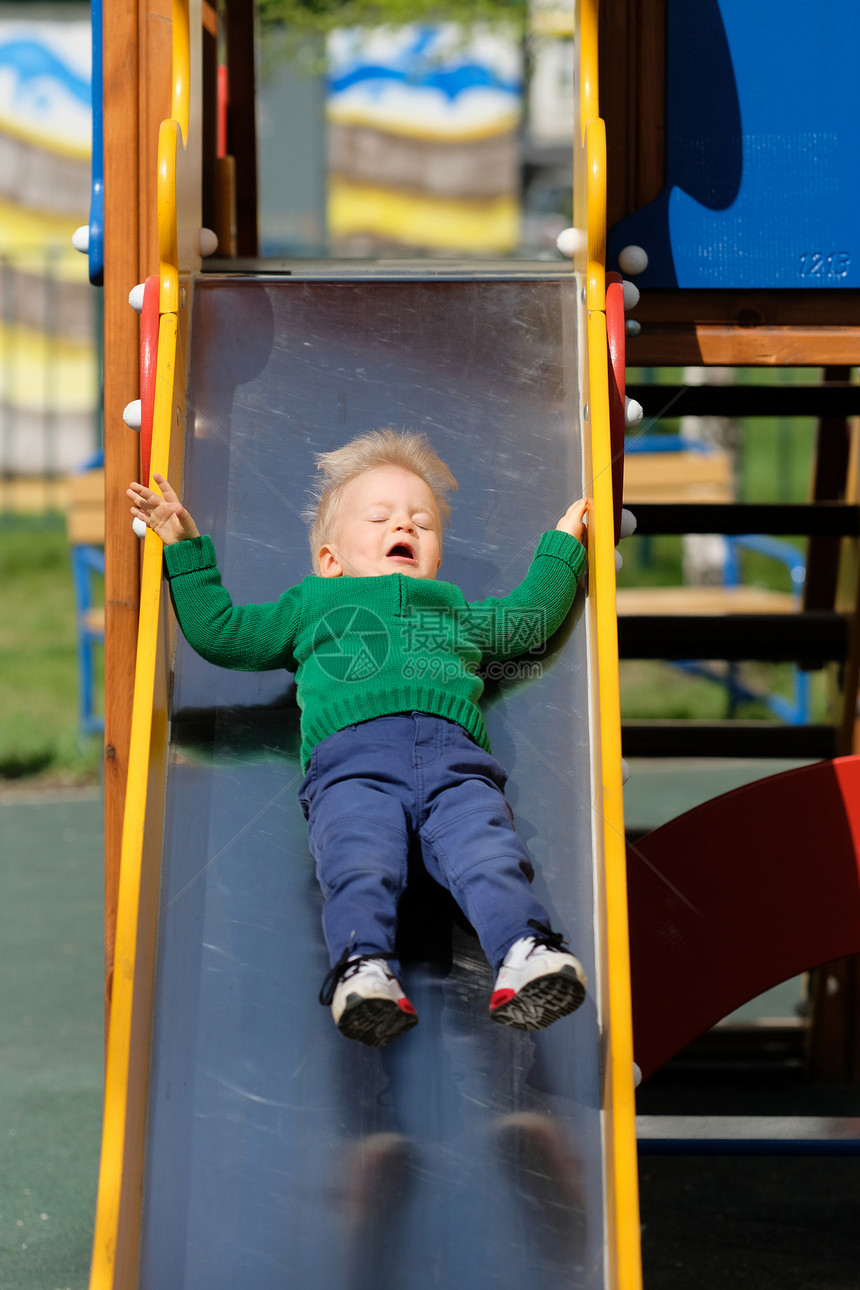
[0,792,103,1290]
[2,787,859,1290]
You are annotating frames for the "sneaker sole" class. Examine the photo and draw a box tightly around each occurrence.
[337,996,419,1047]
[490,966,586,1032]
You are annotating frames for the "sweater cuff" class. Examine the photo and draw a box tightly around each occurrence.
[163,535,218,578]
[535,528,587,576]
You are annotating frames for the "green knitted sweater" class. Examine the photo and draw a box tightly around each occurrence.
[163,528,586,770]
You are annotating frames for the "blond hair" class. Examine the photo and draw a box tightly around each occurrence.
[305,428,457,572]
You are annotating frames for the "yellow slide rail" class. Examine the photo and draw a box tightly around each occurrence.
[89,3,192,1285]
[172,0,191,144]
[577,2,643,1288]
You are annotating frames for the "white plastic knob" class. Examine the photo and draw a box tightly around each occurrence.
[625,319,642,337]
[198,227,219,257]
[621,758,631,785]
[128,282,146,313]
[556,226,586,258]
[618,245,649,276]
[615,548,624,572]
[633,1062,642,1088]
[123,399,142,429]
[619,508,638,539]
[625,397,644,427]
[622,280,640,311]
[72,225,89,253]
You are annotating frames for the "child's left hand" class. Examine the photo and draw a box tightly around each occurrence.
[556,498,589,542]
[127,474,200,545]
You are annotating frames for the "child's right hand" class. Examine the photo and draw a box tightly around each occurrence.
[127,473,200,545]
[555,497,589,543]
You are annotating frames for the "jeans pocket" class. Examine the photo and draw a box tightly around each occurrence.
[311,724,360,780]
[450,726,508,791]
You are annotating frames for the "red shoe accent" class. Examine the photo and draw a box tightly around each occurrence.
[490,989,516,1012]
[398,998,417,1016]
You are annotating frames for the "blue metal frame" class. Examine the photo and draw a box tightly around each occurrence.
[71,545,105,734]
[626,435,713,454]
[70,451,104,736]
[87,0,104,286]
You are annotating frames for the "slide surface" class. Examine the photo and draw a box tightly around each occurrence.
[135,270,611,1289]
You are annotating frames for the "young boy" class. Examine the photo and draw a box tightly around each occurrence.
[128,429,589,1048]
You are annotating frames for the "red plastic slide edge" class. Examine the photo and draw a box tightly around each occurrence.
[605,271,626,546]
[139,274,159,487]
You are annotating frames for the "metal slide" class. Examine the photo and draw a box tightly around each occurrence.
[89,6,640,1285]
[136,271,610,1289]
[90,267,640,1289]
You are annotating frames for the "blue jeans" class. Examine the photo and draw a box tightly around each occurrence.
[298,713,556,975]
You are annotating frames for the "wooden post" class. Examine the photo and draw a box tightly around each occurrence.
[803,366,853,613]
[102,0,142,1035]
[600,0,666,233]
[225,0,258,256]
[806,957,860,1082]
[102,0,171,1035]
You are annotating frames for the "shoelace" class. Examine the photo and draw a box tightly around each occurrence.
[318,948,393,1006]
[526,918,567,954]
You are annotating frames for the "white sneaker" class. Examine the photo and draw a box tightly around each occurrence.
[325,955,418,1047]
[490,928,586,1031]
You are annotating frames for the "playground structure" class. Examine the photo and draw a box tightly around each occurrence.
[601,0,860,1082]
[86,1,860,1288]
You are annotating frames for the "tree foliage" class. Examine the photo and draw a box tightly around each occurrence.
[257,0,528,37]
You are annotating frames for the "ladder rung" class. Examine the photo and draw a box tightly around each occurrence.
[627,502,860,538]
[618,612,847,662]
[621,720,838,759]
[637,1116,860,1156]
[627,384,860,419]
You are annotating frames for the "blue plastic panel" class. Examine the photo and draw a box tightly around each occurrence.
[607,0,860,288]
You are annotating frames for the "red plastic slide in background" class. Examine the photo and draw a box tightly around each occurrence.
[628,756,860,1078]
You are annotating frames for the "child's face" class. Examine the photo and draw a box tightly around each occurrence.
[317,466,442,579]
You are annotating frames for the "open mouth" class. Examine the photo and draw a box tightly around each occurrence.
[387,541,416,562]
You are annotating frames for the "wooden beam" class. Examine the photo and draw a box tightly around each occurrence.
[102,0,172,1037]
[626,291,860,366]
[628,326,860,367]
[629,289,860,327]
[102,0,142,1037]
[623,448,733,504]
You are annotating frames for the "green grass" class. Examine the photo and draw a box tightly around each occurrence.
[0,520,102,789]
